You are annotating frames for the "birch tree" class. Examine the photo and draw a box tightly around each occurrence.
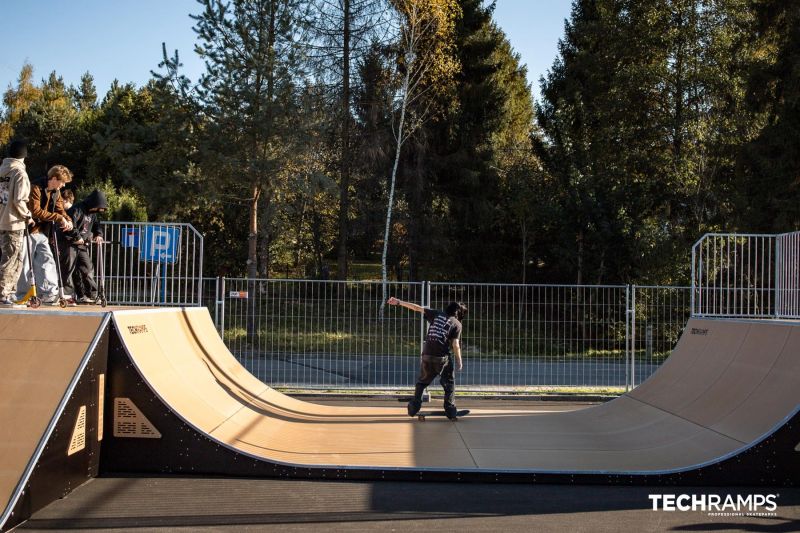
[381,0,459,312]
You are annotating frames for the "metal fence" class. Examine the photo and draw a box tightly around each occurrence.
[777,232,800,318]
[691,232,800,318]
[202,278,691,392]
[98,222,204,305]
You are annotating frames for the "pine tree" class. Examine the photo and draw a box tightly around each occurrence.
[192,0,305,278]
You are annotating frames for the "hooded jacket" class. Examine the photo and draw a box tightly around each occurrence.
[66,189,108,245]
[0,157,32,231]
[28,176,69,237]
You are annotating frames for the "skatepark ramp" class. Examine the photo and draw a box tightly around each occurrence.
[0,311,109,532]
[102,307,800,485]
[1,305,798,531]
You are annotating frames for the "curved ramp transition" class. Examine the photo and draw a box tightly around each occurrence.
[103,307,800,484]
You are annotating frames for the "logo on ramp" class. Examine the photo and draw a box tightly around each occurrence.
[114,398,162,439]
[67,406,86,456]
[795,441,800,452]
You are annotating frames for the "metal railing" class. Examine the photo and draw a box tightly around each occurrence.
[98,222,204,306]
[776,232,800,318]
[691,232,800,318]
[202,278,691,392]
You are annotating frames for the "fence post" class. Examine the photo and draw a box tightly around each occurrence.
[220,277,226,338]
[630,285,637,389]
[421,281,430,402]
[625,285,630,392]
[775,235,782,318]
[213,276,221,332]
[419,281,427,354]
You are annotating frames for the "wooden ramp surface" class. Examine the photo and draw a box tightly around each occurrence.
[112,308,800,474]
[0,311,106,525]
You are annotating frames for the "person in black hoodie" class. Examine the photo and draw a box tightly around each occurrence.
[62,189,107,303]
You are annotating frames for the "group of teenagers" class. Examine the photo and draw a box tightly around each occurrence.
[0,139,108,307]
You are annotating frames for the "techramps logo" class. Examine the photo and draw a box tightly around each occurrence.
[648,493,779,517]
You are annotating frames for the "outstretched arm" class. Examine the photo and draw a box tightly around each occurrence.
[387,296,423,314]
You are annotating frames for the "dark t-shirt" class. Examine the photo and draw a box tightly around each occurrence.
[422,308,462,357]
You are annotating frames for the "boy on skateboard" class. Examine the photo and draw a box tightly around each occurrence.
[387,296,467,419]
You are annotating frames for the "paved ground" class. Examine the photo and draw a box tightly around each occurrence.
[20,399,799,532]
[238,354,661,388]
[21,477,799,532]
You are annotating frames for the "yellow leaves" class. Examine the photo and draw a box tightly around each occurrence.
[393,0,461,90]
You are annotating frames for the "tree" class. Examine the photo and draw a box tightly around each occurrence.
[0,63,42,145]
[381,0,460,310]
[73,72,98,112]
[306,0,389,279]
[191,0,305,279]
[438,0,538,282]
[736,0,800,231]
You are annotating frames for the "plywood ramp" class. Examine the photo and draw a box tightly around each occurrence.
[112,308,800,474]
[0,311,106,527]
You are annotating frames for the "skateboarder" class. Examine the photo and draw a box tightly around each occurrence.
[387,296,467,419]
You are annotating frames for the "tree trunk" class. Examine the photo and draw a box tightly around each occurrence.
[248,184,261,279]
[337,0,352,280]
[380,69,410,316]
[247,184,261,341]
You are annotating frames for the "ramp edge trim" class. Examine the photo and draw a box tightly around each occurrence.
[0,313,111,531]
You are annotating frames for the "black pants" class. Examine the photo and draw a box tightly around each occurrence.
[60,245,97,299]
[413,354,456,410]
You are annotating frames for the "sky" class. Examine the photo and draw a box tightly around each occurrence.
[1,0,572,104]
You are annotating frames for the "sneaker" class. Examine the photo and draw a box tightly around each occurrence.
[445,406,458,420]
[79,296,95,304]
[0,297,20,306]
[407,400,421,417]
[41,297,60,306]
[65,298,78,307]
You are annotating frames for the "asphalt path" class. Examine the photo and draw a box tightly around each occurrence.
[237,354,660,388]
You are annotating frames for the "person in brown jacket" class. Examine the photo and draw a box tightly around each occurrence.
[15,165,74,305]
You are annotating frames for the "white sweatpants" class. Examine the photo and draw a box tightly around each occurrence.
[16,232,60,301]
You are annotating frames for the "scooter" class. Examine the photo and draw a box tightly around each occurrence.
[94,239,107,307]
[16,222,41,308]
[49,224,69,308]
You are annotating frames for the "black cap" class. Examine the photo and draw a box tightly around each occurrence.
[9,139,27,159]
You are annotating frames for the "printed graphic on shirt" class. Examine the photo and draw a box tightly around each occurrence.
[427,315,454,347]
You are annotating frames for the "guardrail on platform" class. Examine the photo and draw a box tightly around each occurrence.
[691,232,800,319]
[97,222,204,306]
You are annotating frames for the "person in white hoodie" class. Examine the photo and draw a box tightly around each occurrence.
[0,139,33,305]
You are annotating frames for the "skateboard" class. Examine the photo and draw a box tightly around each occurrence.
[416,409,470,421]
